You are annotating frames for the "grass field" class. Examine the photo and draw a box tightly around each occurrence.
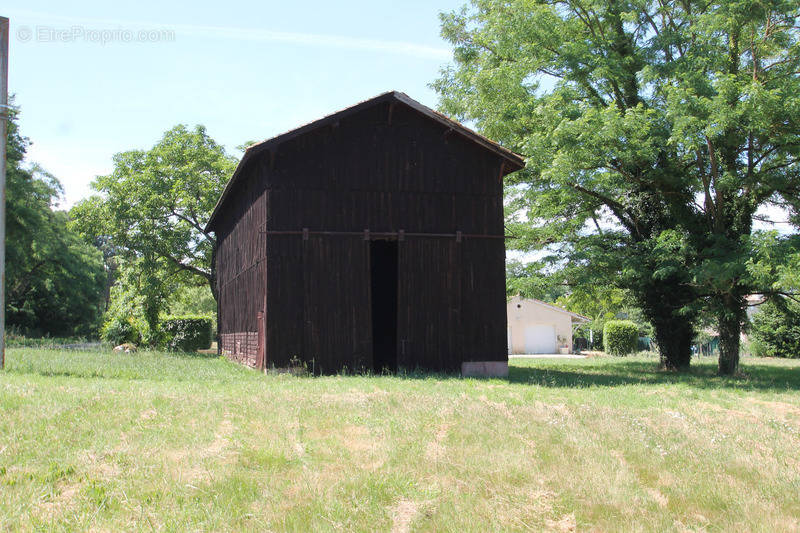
[1,349,799,532]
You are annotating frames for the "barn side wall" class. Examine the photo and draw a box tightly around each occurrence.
[257,102,508,373]
[215,163,266,368]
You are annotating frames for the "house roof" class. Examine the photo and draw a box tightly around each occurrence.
[205,91,526,232]
[509,295,591,323]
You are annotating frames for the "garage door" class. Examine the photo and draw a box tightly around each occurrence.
[524,325,557,354]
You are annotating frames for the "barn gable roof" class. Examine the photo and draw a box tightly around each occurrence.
[205,91,526,232]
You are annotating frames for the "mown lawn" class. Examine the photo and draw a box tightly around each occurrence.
[1,349,799,532]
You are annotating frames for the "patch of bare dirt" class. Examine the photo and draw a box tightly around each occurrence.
[746,399,800,416]
[286,418,306,459]
[391,498,420,533]
[695,401,759,424]
[545,513,576,532]
[425,422,450,462]
[84,451,121,480]
[647,487,669,508]
[38,483,80,516]
[477,395,513,418]
[341,425,385,470]
[318,390,389,406]
[609,449,629,469]
[169,417,234,484]
[206,419,233,457]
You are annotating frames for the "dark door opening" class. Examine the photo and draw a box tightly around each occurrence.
[370,240,398,373]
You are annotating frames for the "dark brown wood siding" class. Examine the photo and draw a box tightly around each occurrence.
[215,99,509,372]
[396,239,462,372]
[215,165,266,367]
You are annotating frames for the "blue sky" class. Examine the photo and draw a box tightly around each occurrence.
[4,1,465,206]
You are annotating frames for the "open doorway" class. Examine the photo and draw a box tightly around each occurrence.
[370,240,398,373]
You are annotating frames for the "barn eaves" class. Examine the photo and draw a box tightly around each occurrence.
[205,91,524,233]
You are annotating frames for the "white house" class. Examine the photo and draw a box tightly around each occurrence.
[507,296,590,354]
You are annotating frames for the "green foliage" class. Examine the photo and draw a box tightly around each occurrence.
[71,125,236,339]
[101,314,147,347]
[436,0,800,373]
[506,259,568,301]
[161,315,213,352]
[99,261,175,346]
[747,232,800,297]
[603,320,639,356]
[5,101,106,337]
[168,284,217,322]
[5,327,99,349]
[556,287,631,322]
[574,322,604,351]
[750,299,800,358]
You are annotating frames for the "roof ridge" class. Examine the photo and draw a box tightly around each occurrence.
[205,91,525,232]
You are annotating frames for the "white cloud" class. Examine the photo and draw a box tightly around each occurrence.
[5,9,451,60]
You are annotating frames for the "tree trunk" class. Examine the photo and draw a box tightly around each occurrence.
[652,315,693,370]
[638,274,697,371]
[717,294,744,376]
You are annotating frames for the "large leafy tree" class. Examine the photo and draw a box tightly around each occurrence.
[72,125,237,338]
[6,104,105,336]
[435,0,800,374]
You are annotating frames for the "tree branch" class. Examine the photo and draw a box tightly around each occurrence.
[161,253,211,281]
[570,183,640,235]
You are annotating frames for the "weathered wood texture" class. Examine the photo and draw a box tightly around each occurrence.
[211,94,520,373]
[214,161,266,365]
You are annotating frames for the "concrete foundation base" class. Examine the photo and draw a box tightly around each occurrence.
[461,361,509,378]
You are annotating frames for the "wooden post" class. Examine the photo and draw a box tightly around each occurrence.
[256,311,265,370]
[0,17,9,370]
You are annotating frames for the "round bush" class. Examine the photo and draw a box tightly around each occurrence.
[603,320,639,356]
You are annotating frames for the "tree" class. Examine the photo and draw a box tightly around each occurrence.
[99,258,177,346]
[435,0,800,374]
[667,2,800,374]
[69,195,121,312]
[749,298,800,358]
[6,103,105,336]
[72,125,237,340]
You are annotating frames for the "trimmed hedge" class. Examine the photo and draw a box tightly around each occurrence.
[161,315,213,352]
[603,320,639,356]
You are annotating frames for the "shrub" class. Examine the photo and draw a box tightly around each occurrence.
[100,275,151,346]
[161,315,213,352]
[749,299,800,358]
[590,322,605,350]
[603,320,639,356]
[101,314,147,346]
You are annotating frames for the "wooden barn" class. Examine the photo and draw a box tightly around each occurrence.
[205,91,524,375]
